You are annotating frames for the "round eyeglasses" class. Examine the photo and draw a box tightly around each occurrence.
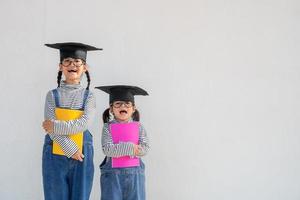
[61,58,85,67]
[112,101,133,108]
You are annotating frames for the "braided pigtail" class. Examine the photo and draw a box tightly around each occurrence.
[132,109,140,122]
[85,70,91,90]
[102,108,110,123]
[57,71,62,88]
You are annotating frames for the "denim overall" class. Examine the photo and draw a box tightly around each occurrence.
[100,156,146,200]
[42,89,94,200]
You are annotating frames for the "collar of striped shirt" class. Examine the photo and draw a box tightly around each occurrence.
[60,81,83,90]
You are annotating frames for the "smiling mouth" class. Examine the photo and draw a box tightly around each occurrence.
[68,70,77,73]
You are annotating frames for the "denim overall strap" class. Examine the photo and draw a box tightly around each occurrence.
[52,89,60,107]
[82,89,89,110]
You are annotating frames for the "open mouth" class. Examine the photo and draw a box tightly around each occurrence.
[119,110,128,114]
[68,70,77,73]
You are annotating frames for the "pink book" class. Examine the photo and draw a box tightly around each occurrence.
[110,122,140,168]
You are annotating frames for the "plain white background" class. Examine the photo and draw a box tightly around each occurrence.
[0,0,300,199]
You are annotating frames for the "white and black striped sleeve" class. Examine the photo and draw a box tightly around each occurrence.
[101,123,135,157]
[44,91,78,158]
[52,92,96,135]
[137,124,150,157]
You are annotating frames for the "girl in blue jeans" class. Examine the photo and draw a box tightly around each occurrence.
[95,85,150,200]
[42,42,101,200]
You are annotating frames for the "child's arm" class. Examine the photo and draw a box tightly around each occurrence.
[136,124,150,157]
[44,91,79,158]
[52,92,96,135]
[101,123,136,157]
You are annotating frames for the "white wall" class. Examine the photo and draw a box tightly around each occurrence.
[1,0,300,199]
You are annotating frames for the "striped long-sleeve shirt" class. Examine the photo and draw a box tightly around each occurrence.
[102,120,150,157]
[44,81,96,158]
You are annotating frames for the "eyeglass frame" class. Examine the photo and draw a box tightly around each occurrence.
[110,101,134,108]
[60,58,86,67]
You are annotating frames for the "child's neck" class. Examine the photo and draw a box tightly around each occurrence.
[115,118,132,123]
[64,79,80,85]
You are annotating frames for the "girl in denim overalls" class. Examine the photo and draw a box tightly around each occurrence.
[95,85,150,200]
[42,42,102,200]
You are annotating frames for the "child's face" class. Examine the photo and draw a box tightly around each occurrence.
[110,101,135,122]
[59,57,87,84]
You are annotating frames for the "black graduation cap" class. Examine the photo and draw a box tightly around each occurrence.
[45,42,102,62]
[95,85,148,104]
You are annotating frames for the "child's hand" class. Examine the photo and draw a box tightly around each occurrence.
[134,145,141,156]
[42,120,54,133]
[72,150,84,162]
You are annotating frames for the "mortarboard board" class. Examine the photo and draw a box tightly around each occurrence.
[95,85,148,104]
[45,42,102,62]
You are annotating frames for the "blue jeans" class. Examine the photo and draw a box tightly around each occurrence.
[100,157,146,200]
[42,131,94,200]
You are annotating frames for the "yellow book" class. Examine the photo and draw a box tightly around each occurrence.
[52,107,83,156]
